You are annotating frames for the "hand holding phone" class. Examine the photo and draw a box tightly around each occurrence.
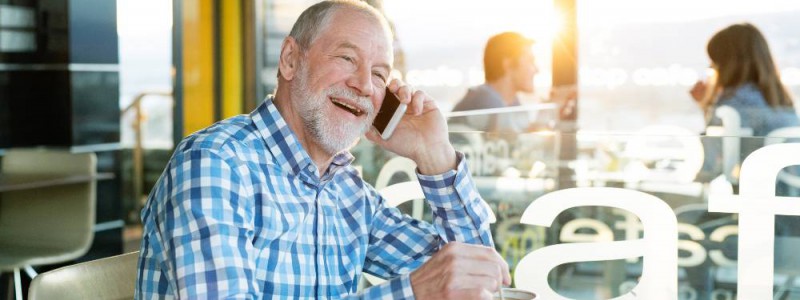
[372,87,407,140]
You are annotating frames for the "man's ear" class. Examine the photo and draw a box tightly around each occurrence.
[502,57,516,73]
[279,36,301,81]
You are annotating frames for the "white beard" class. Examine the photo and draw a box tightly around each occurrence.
[290,63,376,155]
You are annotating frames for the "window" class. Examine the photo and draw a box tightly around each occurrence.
[577,0,800,132]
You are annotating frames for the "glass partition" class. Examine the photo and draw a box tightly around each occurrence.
[259,0,556,110]
[576,0,800,132]
[255,1,800,298]
[352,115,800,299]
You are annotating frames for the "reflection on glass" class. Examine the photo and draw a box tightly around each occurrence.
[258,1,800,298]
[354,130,799,299]
[383,0,555,110]
[0,4,36,52]
[0,30,34,52]
[577,0,800,132]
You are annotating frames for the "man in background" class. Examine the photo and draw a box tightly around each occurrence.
[452,32,540,132]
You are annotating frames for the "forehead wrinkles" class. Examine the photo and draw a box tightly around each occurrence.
[308,7,392,47]
[318,15,392,67]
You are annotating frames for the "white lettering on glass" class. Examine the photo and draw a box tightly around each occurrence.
[708,143,800,299]
[514,187,678,299]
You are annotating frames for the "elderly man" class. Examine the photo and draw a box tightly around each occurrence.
[135,1,508,299]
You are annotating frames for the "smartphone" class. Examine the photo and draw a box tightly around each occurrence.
[372,87,407,140]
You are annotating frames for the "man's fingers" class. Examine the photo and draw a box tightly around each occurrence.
[486,247,512,285]
[409,90,427,115]
[365,127,385,144]
[473,250,510,286]
[444,288,495,300]
[465,261,507,286]
[393,84,413,105]
[438,242,511,286]
[387,78,401,93]
[441,273,500,293]
[414,243,512,300]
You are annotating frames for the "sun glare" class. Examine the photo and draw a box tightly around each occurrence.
[577,0,800,25]
[382,0,562,95]
[116,0,172,38]
[384,0,562,45]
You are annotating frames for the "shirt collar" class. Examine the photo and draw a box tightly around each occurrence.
[250,95,355,177]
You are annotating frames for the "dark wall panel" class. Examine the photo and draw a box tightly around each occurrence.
[0,0,119,148]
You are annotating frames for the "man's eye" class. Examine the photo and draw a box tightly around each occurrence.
[373,72,387,82]
[339,56,354,63]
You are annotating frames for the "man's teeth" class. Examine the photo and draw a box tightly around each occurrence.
[332,99,362,115]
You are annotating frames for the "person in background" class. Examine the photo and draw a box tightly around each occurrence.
[452,32,575,132]
[688,23,800,297]
[690,23,799,182]
[135,1,509,299]
[451,32,538,132]
[690,22,798,137]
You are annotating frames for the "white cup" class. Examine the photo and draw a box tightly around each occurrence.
[494,288,536,300]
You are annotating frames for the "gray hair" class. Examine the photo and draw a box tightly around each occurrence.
[288,0,392,50]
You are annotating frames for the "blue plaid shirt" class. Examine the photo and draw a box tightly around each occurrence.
[135,97,494,299]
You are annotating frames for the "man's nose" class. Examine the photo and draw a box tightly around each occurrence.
[346,65,374,98]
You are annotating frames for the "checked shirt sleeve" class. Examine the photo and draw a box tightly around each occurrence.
[342,274,415,300]
[150,149,259,299]
[361,152,494,298]
[416,152,494,246]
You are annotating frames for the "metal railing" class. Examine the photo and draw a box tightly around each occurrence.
[121,91,173,217]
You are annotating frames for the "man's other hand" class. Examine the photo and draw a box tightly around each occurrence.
[409,242,511,300]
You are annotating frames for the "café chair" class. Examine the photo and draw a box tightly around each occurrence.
[707,106,755,185]
[0,150,96,300]
[28,251,139,300]
[374,156,424,219]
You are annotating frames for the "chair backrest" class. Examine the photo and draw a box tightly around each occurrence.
[0,149,96,258]
[374,156,425,220]
[708,106,756,184]
[28,251,139,300]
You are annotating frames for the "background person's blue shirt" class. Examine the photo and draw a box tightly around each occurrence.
[135,97,494,299]
[451,84,531,132]
[699,83,800,182]
[707,83,799,136]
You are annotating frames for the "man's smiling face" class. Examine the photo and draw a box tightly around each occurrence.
[289,8,393,155]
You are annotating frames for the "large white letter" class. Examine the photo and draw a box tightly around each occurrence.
[514,187,677,299]
[708,143,800,299]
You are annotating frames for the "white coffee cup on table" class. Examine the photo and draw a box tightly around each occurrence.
[494,287,536,300]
